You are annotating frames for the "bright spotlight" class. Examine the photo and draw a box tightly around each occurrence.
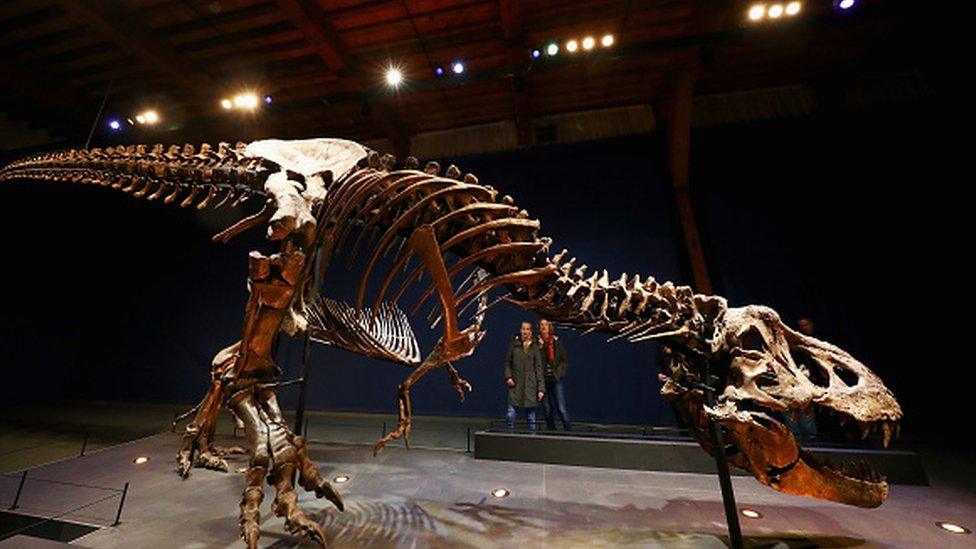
[768,4,784,18]
[531,48,541,59]
[452,61,464,74]
[748,4,766,20]
[582,37,595,50]
[334,475,350,483]
[384,67,403,87]
[143,110,159,124]
[434,65,444,76]
[264,95,273,104]
[108,119,121,131]
[491,488,510,498]
[786,1,801,15]
[601,34,614,47]
[234,94,259,109]
[838,0,855,9]
[546,43,559,56]
[135,114,146,124]
[133,456,150,464]
[566,39,578,53]
[937,522,972,534]
[221,98,233,109]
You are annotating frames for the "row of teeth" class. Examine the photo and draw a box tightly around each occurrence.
[831,459,886,483]
[816,409,900,448]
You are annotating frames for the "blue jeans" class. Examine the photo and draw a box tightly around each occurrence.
[543,379,571,431]
[506,404,537,431]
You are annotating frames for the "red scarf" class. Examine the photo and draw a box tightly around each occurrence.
[540,334,555,362]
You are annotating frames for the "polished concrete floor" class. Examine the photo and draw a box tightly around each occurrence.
[0,427,973,546]
[2,402,975,548]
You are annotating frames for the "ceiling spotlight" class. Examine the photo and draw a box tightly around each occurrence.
[333,475,350,483]
[491,488,510,498]
[133,456,150,464]
[142,110,159,124]
[264,95,273,104]
[135,114,146,124]
[768,4,784,18]
[838,0,855,9]
[452,61,465,74]
[385,67,403,87]
[566,39,578,53]
[546,43,559,56]
[434,65,445,76]
[108,119,121,130]
[582,36,595,50]
[531,48,541,59]
[786,1,801,15]
[937,522,971,534]
[748,4,766,20]
[601,34,614,47]
[740,508,763,519]
[220,98,233,109]
[233,93,259,110]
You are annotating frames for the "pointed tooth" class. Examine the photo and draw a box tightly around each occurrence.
[859,421,870,440]
[881,422,892,448]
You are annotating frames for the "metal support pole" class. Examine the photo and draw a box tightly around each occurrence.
[9,471,27,510]
[382,421,387,438]
[699,355,743,549]
[466,427,471,453]
[293,333,313,434]
[80,433,90,456]
[113,482,129,526]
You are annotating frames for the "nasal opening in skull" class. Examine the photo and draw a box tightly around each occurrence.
[740,326,765,352]
[833,365,859,387]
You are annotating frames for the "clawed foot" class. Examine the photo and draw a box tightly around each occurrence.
[373,416,411,456]
[195,449,230,472]
[273,487,327,548]
[212,445,248,456]
[445,362,473,402]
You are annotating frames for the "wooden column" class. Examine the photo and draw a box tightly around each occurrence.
[665,57,713,295]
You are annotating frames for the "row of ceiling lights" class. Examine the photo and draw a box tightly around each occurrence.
[748,0,858,22]
[106,93,273,131]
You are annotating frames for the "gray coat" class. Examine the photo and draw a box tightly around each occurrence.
[504,336,545,408]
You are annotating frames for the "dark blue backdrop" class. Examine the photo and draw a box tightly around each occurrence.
[0,134,685,426]
[1,103,959,438]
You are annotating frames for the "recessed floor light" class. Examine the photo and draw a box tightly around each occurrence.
[740,508,763,519]
[133,456,150,464]
[937,521,971,534]
[491,488,510,498]
[334,475,350,483]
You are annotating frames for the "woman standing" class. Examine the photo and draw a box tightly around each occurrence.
[538,319,571,431]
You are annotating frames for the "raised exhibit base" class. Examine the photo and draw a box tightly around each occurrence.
[0,431,971,548]
[474,431,929,485]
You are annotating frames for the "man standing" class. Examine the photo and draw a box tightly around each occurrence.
[504,321,545,431]
[538,319,571,431]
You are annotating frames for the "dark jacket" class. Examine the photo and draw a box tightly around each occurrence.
[504,336,545,408]
[537,335,568,381]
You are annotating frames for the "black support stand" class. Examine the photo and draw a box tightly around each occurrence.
[697,355,744,549]
[293,333,313,434]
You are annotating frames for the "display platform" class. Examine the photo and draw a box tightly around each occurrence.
[474,430,929,485]
[0,432,972,548]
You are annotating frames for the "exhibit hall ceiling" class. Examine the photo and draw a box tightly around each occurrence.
[0,0,918,151]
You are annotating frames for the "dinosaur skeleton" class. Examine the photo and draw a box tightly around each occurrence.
[1,138,902,547]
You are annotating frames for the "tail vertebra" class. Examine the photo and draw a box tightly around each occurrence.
[0,142,272,209]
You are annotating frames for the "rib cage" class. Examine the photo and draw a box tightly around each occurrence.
[306,296,421,366]
[0,142,272,209]
[318,152,722,350]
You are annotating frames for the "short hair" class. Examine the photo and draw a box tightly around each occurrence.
[520,320,533,327]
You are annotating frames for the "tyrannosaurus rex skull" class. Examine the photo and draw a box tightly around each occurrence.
[664,304,902,508]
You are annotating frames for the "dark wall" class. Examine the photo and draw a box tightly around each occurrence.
[1,99,958,438]
[0,135,685,426]
[691,102,960,442]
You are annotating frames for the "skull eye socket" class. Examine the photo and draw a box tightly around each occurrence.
[833,366,859,387]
